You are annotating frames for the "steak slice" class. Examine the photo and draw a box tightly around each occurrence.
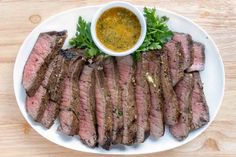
[187,42,205,72]
[58,78,78,135]
[26,86,49,121]
[190,72,209,130]
[23,31,67,96]
[116,56,137,145]
[160,51,179,125]
[172,32,193,70]
[95,68,113,150]
[134,53,151,143]
[26,55,63,123]
[40,101,59,128]
[58,57,84,135]
[164,40,184,86]
[144,52,164,138]
[103,57,123,144]
[79,65,97,148]
[45,55,66,104]
[170,73,194,141]
[39,55,66,128]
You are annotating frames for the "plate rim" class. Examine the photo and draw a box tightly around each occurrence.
[13,5,225,155]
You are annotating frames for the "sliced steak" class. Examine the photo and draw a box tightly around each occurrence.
[58,78,78,135]
[58,57,84,135]
[103,57,123,144]
[23,31,67,96]
[40,101,59,128]
[134,53,151,143]
[38,55,66,128]
[79,65,97,148]
[160,51,179,125]
[170,73,194,141]
[26,86,49,121]
[172,32,193,70]
[187,42,205,72]
[144,52,164,138]
[45,55,66,103]
[26,55,63,123]
[116,56,137,145]
[164,40,184,86]
[190,72,209,130]
[95,68,113,150]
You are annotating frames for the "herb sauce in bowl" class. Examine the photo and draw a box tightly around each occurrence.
[96,7,141,52]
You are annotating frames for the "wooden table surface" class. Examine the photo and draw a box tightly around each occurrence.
[0,0,236,156]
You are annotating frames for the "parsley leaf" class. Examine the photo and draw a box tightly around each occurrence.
[133,7,173,60]
[69,16,102,58]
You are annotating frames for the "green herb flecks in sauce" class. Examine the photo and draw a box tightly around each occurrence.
[96,7,141,52]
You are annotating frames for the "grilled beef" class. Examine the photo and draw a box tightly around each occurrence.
[23,31,67,96]
[23,29,210,148]
[79,65,97,147]
[170,74,194,140]
[190,72,209,130]
[26,56,56,121]
[26,86,49,121]
[59,78,78,135]
[26,55,64,124]
[45,55,66,103]
[172,32,193,70]
[187,42,205,72]
[40,55,66,128]
[58,56,84,135]
[164,40,184,86]
[160,51,179,125]
[134,53,151,143]
[95,68,113,150]
[116,56,137,145]
[103,57,123,144]
[40,48,84,129]
[40,101,59,128]
[144,52,165,138]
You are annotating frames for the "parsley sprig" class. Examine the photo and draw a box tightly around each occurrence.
[133,7,173,60]
[69,17,101,58]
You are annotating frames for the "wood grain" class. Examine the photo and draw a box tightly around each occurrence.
[0,0,236,156]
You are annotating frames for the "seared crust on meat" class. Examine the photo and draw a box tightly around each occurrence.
[58,53,84,135]
[187,42,205,72]
[160,51,179,125]
[79,65,97,147]
[164,40,184,86]
[170,73,194,140]
[23,31,67,96]
[144,52,165,138]
[190,72,209,130]
[103,57,123,145]
[134,53,151,143]
[95,67,113,150]
[172,32,193,70]
[116,56,137,145]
